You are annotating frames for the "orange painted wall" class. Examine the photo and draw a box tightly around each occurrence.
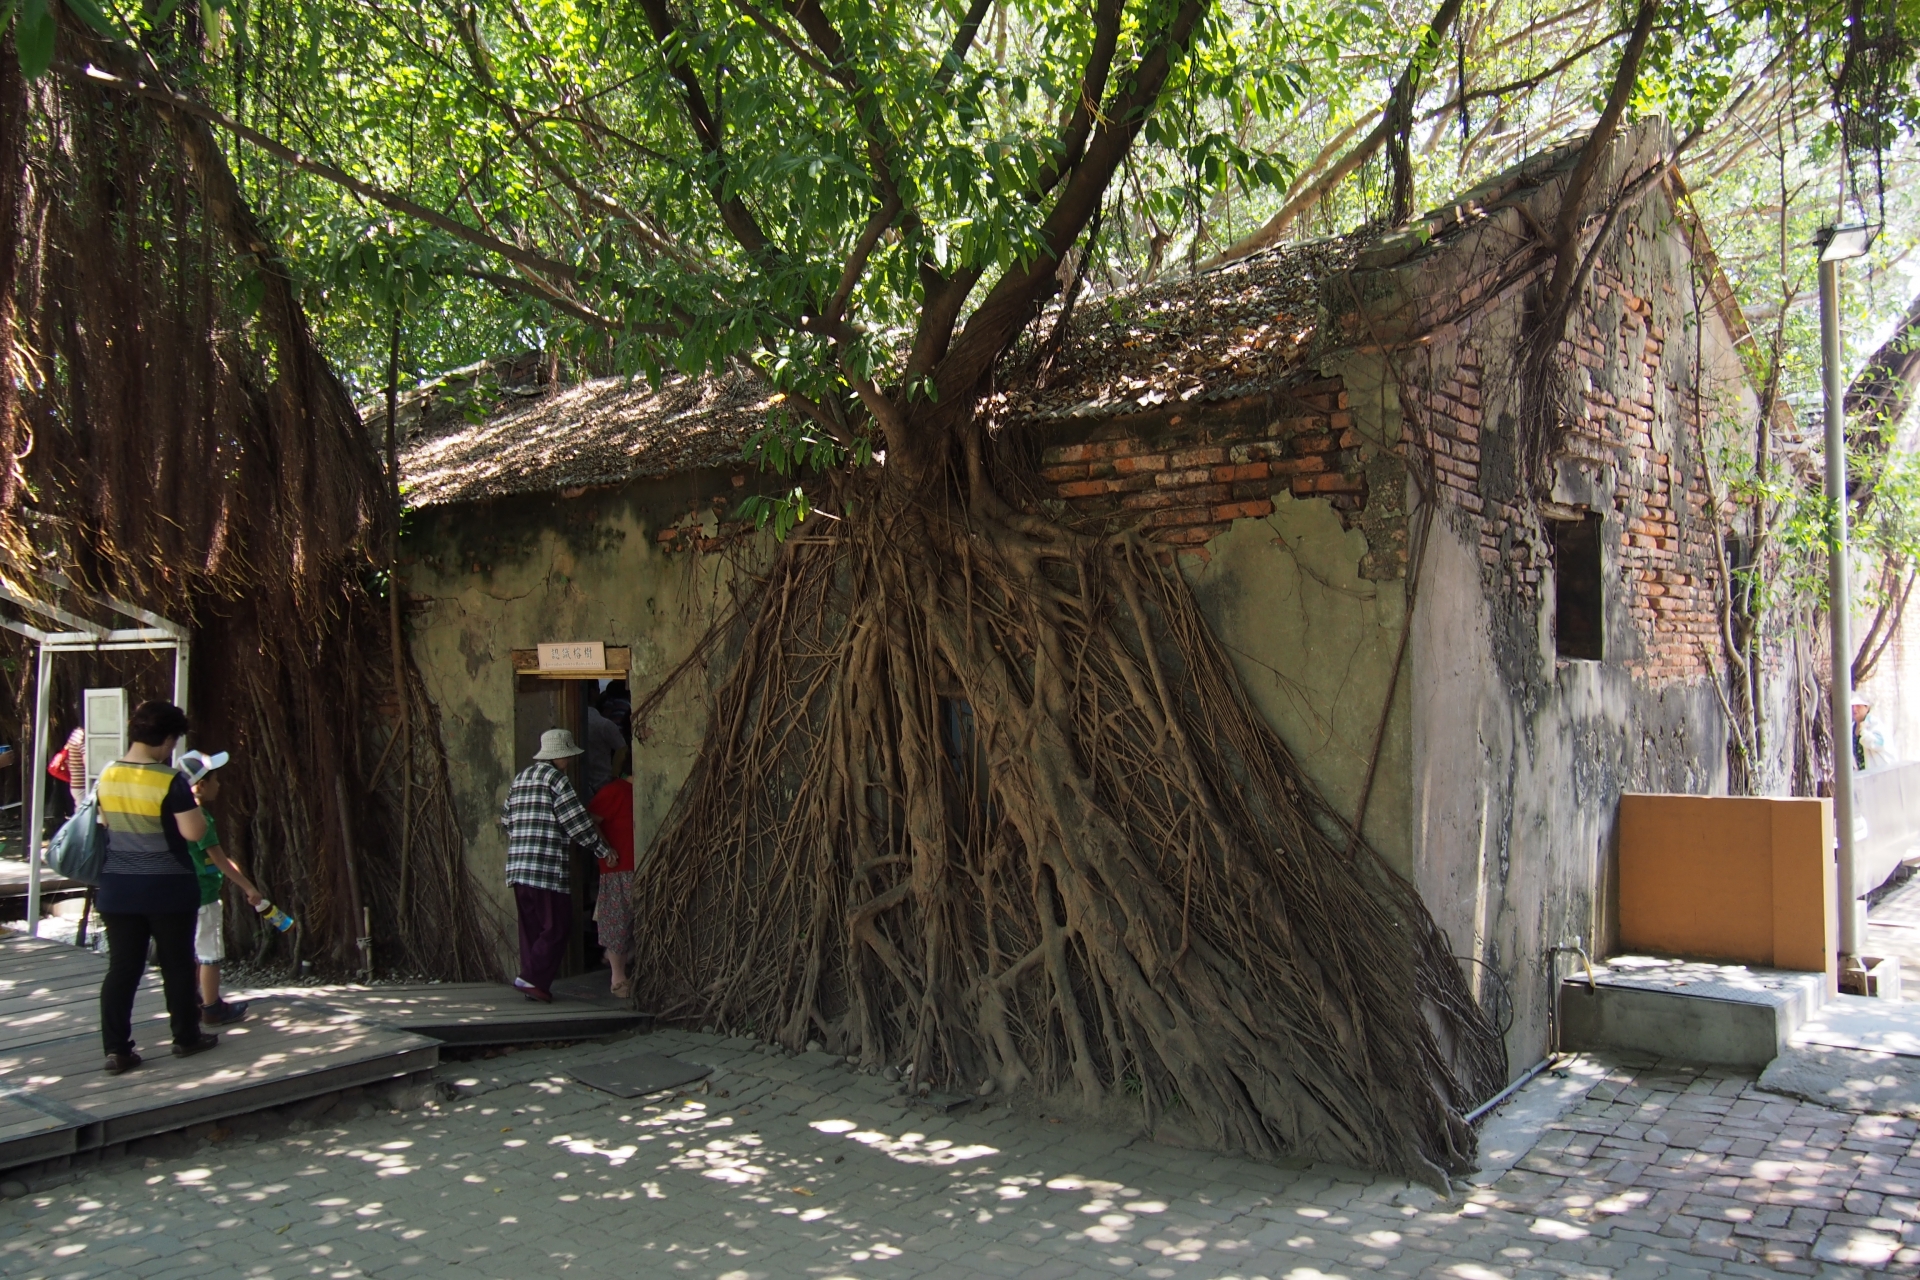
[1617,793,1835,977]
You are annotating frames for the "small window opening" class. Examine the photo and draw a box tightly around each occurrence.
[1548,513,1604,661]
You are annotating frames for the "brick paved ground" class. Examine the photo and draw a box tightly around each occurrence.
[0,1028,1914,1278]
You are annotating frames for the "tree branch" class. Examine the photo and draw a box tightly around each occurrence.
[1542,0,1660,315]
[453,10,696,269]
[933,0,1209,406]
[1845,286,1920,448]
[1386,0,1466,223]
[58,60,588,289]
[934,0,998,89]
[1211,0,1465,266]
[450,269,638,330]
[1031,0,1124,199]
[636,0,773,257]
[784,0,910,213]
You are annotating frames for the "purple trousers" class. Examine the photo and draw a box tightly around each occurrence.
[513,883,572,994]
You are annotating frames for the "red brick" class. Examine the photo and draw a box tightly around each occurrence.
[1271,456,1327,476]
[1046,443,1096,464]
[1141,506,1215,529]
[1212,500,1273,522]
[1290,432,1335,454]
[1156,468,1216,488]
[1056,479,1117,498]
[1215,462,1271,483]
[1308,473,1364,494]
[1169,446,1226,468]
[1154,523,1228,545]
[1113,453,1169,475]
[1038,463,1090,483]
[1120,489,1184,511]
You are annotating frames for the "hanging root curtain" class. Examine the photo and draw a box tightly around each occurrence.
[0,21,499,977]
[631,428,1509,1185]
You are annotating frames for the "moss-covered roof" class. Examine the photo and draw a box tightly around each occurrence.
[398,371,771,508]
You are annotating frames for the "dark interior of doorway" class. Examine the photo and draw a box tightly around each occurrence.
[513,675,603,979]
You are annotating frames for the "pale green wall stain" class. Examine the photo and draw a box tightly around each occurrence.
[1183,495,1413,875]
[404,489,747,964]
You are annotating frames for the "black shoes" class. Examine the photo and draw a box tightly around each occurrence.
[201,1000,249,1026]
[171,1034,219,1058]
[104,1051,142,1075]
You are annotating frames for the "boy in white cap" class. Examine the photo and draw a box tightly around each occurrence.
[180,750,265,1026]
[501,728,611,1001]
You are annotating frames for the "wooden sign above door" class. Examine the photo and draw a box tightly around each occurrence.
[512,644,632,680]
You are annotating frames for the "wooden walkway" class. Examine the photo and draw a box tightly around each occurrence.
[0,935,438,1169]
[227,971,649,1046]
[0,935,647,1172]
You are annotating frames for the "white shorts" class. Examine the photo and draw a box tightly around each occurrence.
[195,899,225,965]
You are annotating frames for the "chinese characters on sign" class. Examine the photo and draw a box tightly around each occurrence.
[537,641,607,672]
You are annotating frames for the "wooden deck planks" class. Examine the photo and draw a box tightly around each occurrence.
[229,980,650,1045]
[0,933,650,1170]
[0,936,440,1171]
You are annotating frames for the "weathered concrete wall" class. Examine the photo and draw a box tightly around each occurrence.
[1336,122,1763,1074]
[402,470,757,971]
[1182,496,1413,872]
[1030,380,1413,866]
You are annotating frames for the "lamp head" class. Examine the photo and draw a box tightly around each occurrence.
[1817,223,1879,262]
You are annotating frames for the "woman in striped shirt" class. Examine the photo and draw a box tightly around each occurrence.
[94,701,220,1074]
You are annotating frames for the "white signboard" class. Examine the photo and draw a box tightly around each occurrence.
[538,641,606,672]
[83,687,126,793]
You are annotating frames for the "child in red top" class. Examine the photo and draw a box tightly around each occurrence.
[587,771,636,999]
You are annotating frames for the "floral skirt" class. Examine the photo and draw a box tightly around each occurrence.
[595,870,635,957]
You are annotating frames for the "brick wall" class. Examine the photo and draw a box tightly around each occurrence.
[1024,267,1724,686]
[1406,258,1722,685]
[1028,378,1366,556]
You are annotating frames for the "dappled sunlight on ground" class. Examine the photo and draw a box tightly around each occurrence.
[1,1033,1917,1276]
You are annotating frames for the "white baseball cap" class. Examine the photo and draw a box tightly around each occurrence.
[180,749,230,784]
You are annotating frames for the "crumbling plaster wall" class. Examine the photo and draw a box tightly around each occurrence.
[1030,381,1415,870]
[1334,122,1762,1074]
[1180,495,1413,872]
[402,471,755,962]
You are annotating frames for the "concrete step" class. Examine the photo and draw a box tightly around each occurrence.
[1559,956,1827,1067]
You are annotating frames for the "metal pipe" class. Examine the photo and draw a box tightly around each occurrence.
[1821,254,1863,963]
[1464,1055,1560,1126]
[25,646,51,937]
[172,639,190,766]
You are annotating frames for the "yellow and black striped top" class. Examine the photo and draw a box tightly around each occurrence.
[97,760,197,877]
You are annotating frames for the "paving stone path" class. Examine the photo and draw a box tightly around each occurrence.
[1,1027,1916,1277]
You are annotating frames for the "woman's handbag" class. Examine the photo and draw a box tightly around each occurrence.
[45,787,105,885]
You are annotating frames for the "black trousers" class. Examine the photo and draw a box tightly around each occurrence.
[99,911,200,1055]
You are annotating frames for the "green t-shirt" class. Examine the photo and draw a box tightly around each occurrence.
[188,813,224,907]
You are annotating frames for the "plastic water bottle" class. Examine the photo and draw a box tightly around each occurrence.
[254,900,296,933]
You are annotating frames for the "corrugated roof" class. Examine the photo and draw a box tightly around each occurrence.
[399,371,772,508]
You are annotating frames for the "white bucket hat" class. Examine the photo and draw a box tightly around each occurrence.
[533,728,585,761]
[179,749,229,784]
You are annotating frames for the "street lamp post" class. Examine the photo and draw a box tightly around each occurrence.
[1817,222,1875,979]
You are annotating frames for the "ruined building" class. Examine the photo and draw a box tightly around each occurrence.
[395,121,1763,1075]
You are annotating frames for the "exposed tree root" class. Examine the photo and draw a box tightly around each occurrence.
[631,461,1506,1185]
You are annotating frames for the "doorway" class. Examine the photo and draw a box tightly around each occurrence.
[508,643,632,982]
[513,675,599,978]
